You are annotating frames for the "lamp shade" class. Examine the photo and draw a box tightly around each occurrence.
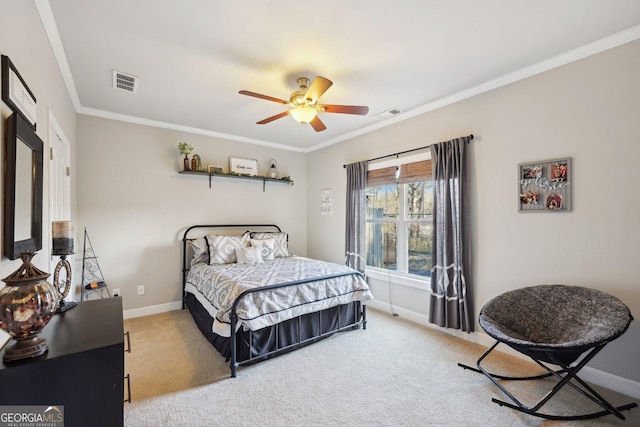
[289,107,317,123]
[52,221,74,255]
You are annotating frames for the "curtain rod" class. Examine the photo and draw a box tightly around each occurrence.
[343,134,474,168]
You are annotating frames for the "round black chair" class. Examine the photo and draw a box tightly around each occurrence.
[459,284,637,420]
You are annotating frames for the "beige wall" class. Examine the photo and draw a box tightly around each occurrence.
[307,40,640,384]
[76,115,307,311]
[2,0,638,395]
[0,1,76,279]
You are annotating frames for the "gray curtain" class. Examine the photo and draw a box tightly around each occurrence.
[345,161,367,273]
[429,137,473,332]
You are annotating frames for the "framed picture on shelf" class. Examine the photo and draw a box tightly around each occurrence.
[1,55,37,130]
[518,157,572,212]
[229,157,258,176]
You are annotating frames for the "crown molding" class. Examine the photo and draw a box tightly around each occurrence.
[36,0,640,153]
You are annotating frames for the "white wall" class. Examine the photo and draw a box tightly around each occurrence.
[76,115,307,312]
[0,1,76,280]
[307,40,640,385]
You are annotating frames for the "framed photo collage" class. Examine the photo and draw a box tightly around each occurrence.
[518,157,571,212]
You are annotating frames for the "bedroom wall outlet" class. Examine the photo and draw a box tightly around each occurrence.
[137,285,144,295]
[112,288,121,297]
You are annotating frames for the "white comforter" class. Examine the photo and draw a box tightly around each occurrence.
[185,256,373,337]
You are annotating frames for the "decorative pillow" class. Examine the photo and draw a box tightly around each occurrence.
[251,238,275,261]
[235,247,264,265]
[205,234,249,264]
[189,237,209,266]
[250,232,289,257]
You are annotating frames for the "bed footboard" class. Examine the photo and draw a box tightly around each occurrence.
[228,271,367,377]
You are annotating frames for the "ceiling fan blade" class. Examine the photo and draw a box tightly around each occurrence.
[319,104,369,115]
[309,116,327,132]
[304,77,333,104]
[239,90,288,104]
[257,111,289,124]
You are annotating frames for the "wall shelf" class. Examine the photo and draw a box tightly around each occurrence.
[179,171,293,191]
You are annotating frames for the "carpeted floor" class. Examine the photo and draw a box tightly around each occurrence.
[123,308,638,426]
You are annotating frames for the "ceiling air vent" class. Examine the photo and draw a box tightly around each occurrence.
[112,70,139,93]
[372,108,402,121]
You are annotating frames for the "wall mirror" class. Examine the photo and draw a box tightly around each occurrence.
[4,113,43,260]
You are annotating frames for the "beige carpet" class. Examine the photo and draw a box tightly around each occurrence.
[123,308,638,426]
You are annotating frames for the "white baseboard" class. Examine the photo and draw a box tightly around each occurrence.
[580,366,640,400]
[123,300,182,320]
[366,301,640,400]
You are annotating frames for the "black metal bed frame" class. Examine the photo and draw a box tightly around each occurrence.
[181,224,368,377]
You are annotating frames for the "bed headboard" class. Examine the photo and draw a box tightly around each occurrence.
[181,224,282,308]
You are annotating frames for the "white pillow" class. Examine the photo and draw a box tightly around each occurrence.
[250,232,290,257]
[250,238,275,261]
[235,247,264,265]
[189,237,208,266]
[205,234,249,264]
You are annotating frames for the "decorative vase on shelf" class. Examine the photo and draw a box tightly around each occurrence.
[191,157,197,172]
[0,251,58,362]
[193,154,202,172]
[183,155,190,171]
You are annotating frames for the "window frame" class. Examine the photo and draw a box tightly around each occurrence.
[364,152,432,284]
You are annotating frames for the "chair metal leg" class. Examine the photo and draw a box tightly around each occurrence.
[460,340,638,421]
[458,341,560,381]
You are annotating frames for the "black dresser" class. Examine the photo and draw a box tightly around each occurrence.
[0,297,125,427]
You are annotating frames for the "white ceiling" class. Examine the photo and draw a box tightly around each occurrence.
[38,0,640,152]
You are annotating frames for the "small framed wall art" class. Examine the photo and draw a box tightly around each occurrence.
[1,55,37,130]
[518,157,572,212]
[229,157,258,176]
[320,189,333,216]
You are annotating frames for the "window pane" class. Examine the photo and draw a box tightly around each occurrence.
[406,181,432,220]
[366,185,398,219]
[366,222,397,271]
[365,180,432,278]
[407,222,432,277]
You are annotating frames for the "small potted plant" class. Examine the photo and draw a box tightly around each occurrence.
[178,142,194,171]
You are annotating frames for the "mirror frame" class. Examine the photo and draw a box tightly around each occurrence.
[4,113,44,260]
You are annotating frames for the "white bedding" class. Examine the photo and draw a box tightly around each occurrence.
[185,256,373,337]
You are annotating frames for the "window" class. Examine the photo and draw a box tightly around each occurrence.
[366,185,399,271]
[365,157,433,278]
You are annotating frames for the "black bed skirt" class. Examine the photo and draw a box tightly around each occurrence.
[185,292,363,365]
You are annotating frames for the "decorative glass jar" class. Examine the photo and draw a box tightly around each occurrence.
[0,251,58,362]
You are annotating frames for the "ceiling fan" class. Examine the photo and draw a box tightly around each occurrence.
[239,76,369,132]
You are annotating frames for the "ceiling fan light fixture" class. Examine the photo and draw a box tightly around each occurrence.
[239,76,367,132]
[289,106,317,123]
